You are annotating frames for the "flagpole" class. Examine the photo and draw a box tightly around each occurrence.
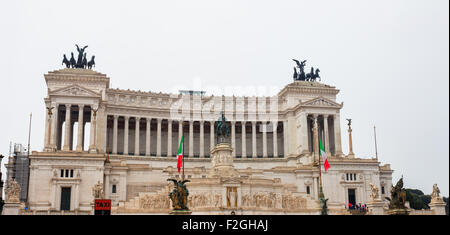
[374,125,378,160]
[182,120,185,181]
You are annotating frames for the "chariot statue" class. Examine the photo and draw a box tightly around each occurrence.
[61,44,96,70]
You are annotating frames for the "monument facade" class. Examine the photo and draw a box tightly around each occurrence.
[25,59,398,214]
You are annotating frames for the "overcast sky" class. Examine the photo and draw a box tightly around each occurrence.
[0,0,448,197]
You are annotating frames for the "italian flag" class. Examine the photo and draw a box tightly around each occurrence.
[177,134,184,172]
[319,136,330,171]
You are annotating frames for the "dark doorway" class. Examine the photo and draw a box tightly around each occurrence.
[348,188,356,207]
[60,187,71,211]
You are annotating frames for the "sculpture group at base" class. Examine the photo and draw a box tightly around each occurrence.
[62,44,95,69]
[167,179,190,211]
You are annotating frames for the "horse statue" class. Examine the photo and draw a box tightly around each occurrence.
[69,52,77,68]
[62,54,70,68]
[87,56,96,69]
[82,53,88,69]
[306,67,321,81]
[167,178,190,210]
[216,112,230,143]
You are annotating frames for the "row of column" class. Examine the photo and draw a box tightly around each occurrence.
[309,113,342,156]
[44,104,97,152]
[110,116,284,158]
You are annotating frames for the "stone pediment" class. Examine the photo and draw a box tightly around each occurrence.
[49,84,101,98]
[301,96,342,108]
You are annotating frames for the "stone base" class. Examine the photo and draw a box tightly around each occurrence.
[387,208,410,215]
[429,199,446,215]
[169,210,192,215]
[367,200,385,215]
[1,202,22,215]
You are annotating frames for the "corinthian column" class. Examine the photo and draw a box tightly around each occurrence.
[241,122,247,158]
[199,120,204,158]
[156,118,162,156]
[334,113,343,156]
[189,121,193,157]
[63,104,72,151]
[273,121,278,157]
[112,115,118,154]
[231,121,236,157]
[252,121,257,158]
[263,122,268,158]
[167,119,173,157]
[89,107,98,153]
[146,118,151,156]
[124,116,129,155]
[323,115,330,155]
[76,105,85,151]
[210,121,215,150]
[135,117,140,156]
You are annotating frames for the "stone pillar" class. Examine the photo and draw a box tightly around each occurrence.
[241,122,247,158]
[429,199,447,215]
[146,118,151,156]
[347,120,355,158]
[283,120,289,157]
[167,119,172,157]
[189,121,194,157]
[76,105,85,151]
[273,121,278,157]
[178,120,183,150]
[312,114,319,162]
[63,104,72,151]
[367,200,385,215]
[89,107,98,153]
[252,121,257,158]
[231,121,236,157]
[323,115,330,155]
[199,120,204,158]
[135,117,140,156]
[262,122,268,158]
[334,114,343,156]
[313,177,318,200]
[123,116,129,155]
[210,121,215,150]
[156,118,162,157]
[112,115,118,154]
[50,104,59,150]
[44,105,54,151]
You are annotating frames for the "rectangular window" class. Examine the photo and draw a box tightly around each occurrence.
[61,169,64,177]
[381,186,385,194]
[112,185,117,194]
[354,174,356,181]
[65,169,69,178]
[70,169,74,178]
[350,174,353,181]
[306,186,310,194]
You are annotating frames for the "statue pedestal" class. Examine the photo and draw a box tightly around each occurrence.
[367,200,385,215]
[169,210,192,215]
[1,202,22,215]
[429,199,446,215]
[387,208,410,215]
[209,143,237,178]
